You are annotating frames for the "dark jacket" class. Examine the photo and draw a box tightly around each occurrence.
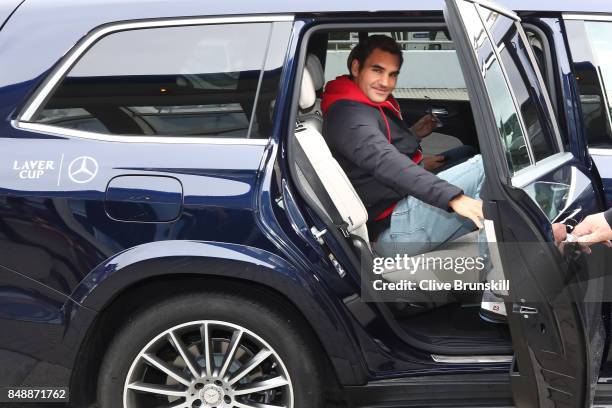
[606,208,612,227]
[321,76,463,232]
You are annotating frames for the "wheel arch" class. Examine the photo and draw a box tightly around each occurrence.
[68,241,366,406]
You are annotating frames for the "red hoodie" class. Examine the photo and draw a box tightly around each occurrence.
[321,75,423,221]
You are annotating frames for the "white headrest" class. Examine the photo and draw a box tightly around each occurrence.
[299,69,316,110]
[306,54,325,91]
[299,54,325,110]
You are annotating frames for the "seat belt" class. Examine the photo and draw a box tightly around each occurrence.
[293,126,350,235]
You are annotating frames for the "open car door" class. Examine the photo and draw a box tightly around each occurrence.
[444,0,606,406]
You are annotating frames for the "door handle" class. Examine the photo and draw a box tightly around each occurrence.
[105,175,183,222]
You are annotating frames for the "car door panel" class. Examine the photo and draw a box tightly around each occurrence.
[445,0,604,406]
[0,135,267,295]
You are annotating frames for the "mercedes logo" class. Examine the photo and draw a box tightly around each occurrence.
[200,384,224,405]
[203,388,220,404]
[68,156,99,184]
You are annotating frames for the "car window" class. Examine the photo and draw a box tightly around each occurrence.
[456,3,561,174]
[30,22,286,139]
[458,3,532,173]
[483,57,531,172]
[481,10,559,165]
[324,30,468,102]
[566,20,612,148]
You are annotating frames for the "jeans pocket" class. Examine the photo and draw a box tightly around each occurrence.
[389,199,423,235]
[389,230,433,256]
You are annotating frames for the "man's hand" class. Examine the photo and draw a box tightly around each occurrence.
[573,213,612,247]
[423,155,445,171]
[449,194,484,229]
[551,223,567,243]
[410,114,438,139]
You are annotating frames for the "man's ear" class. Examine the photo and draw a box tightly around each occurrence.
[350,59,360,78]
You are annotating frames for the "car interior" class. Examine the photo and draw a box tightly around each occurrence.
[288,26,515,357]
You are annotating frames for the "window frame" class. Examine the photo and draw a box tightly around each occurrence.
[15,15,294,145]
[473,5,565,184]
[564,13,612,151]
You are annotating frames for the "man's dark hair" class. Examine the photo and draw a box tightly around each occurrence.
[347,35,404,77]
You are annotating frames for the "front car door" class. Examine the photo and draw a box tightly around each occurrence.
[445,0,605,406]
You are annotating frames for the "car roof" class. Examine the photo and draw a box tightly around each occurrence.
[2,0,611,90]
[13,0,612,17]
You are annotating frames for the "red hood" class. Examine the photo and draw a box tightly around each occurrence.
[321,75,402,119]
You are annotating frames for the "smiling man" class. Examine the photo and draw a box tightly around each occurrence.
[321,35,485,254]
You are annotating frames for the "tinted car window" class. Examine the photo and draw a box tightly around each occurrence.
[484,57,531,173]
[483,10,558,163]
[566,20,612,148]
[32,22,283,139]
[458,3,531,173]
[498,30,556,162]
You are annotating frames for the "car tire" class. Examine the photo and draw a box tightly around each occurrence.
[97,291,325,408]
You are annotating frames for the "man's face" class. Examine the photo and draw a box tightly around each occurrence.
[351,48,400,103]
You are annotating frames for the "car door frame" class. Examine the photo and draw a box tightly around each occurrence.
[445,0,605,406]
[562,13,612,210]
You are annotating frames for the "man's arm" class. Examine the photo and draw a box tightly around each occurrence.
[325,102,463,211]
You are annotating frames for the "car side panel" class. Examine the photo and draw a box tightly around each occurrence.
[0,134,271,295]
[0,0,23,31]
[69,241,367,385]
[0,266,97,388]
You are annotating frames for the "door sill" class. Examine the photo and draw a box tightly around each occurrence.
[344,373,514,407]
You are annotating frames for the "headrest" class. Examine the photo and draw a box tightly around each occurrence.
[306,54,325,91]
[299,54,325,110]
[299,69,316,110]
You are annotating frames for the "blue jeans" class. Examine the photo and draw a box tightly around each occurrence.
[376,154,485,257]
[434,145,477,173]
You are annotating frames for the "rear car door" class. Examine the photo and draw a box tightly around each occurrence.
[445,0,605,406]
[0,16,291,387]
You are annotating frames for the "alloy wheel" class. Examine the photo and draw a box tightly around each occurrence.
[122,320,294,408]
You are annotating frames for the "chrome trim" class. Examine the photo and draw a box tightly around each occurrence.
[246,23,273,139]
[590,148,612,156]
[511,152,573,188]
[563,13,612,22]
[431,354,513,364]
[476,5,535,165]
[14,121,270,145]
[19,14,294,122]
[465,0,519,21]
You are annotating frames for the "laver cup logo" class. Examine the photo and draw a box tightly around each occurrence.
[12,160,55,179]
[68,156,98,184]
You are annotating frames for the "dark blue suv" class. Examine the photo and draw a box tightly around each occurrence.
[2,0,612,407]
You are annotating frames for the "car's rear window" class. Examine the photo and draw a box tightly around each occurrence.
[29,21,290,139]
